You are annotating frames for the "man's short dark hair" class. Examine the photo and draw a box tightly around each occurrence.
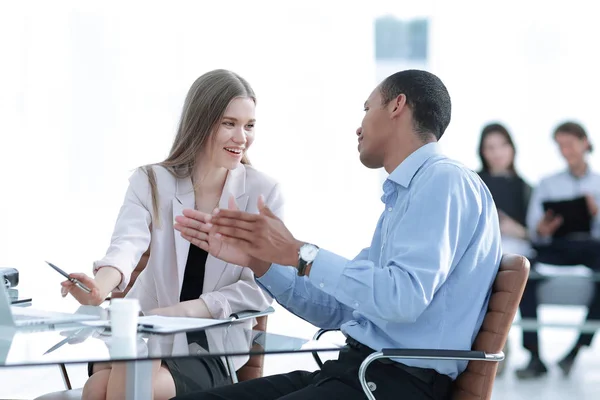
[379,69,451,141]
[553,121,593,152]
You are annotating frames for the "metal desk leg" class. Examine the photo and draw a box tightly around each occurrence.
[125,360,153,400]
[225,356,238,384]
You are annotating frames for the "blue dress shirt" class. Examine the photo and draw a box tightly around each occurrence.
[258,143,502,379]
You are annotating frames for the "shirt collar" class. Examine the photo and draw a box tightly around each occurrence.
[387,142,441,188]
[567,164,591,180]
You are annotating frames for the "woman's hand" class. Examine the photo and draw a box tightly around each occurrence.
[60,273,105,306]
[499,212,528,239]
[174,196,254,267]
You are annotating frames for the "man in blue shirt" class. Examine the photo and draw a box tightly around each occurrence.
[174,70,502,400]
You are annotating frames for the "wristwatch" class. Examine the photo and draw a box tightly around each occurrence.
[297,243,319,276]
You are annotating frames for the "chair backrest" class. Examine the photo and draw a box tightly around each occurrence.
[453,254,529,400]
[111,247,267,382]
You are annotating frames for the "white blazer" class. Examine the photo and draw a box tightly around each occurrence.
[93,164,282,368]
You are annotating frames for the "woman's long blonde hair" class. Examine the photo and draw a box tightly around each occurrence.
[144,69,255,224]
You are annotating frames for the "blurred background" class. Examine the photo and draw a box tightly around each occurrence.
[1,0,599,398]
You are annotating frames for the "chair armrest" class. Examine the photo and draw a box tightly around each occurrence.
[312,328,340,341]
[358,350,504,400]
[381,348,504,362]
[312,329,341,368]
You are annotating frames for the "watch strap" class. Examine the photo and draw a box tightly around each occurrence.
[297,256,309,277]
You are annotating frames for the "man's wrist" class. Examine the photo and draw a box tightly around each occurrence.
[249,258,272,278]
[285,240,305,267]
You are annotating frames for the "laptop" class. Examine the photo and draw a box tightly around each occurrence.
[0,282,99,328]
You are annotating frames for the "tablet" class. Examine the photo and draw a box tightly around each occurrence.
[542,196,591,238]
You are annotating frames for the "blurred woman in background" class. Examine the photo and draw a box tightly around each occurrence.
[477,122,532,377]
[478,122,532,256]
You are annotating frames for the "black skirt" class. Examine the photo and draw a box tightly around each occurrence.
[88,356,229,396]
[163,356,230,395]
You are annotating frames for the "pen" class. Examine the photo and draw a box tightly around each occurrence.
[45,261,92,294]
[11,298,32,305]
[71,279,92,294]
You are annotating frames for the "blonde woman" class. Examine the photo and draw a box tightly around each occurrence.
[61,69,281,400]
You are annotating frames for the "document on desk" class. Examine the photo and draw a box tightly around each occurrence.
[137,316,230,333]
[80,316,230,334]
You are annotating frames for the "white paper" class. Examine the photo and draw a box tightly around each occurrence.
[80,316,228,332]
[79,320,111,327]
[137,315,227,330]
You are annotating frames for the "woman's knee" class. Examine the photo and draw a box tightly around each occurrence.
[153,365,177,400]
[82,369,111,400]
[92,362,112,374]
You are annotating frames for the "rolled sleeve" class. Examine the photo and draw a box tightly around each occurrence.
[308,249,348,297]
[200,291,231,320]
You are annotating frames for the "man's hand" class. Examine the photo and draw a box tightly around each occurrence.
[536,210,563,238]
[174,197,254,268]
[585,194,598,217]
[211,196,302,269]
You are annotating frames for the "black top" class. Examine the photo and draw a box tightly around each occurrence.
[180,244,210,348]
[180,244,208,302]
[478,171,531,227]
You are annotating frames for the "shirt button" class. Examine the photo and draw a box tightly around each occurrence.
[354,302,359,308]
[388,207,393,212]
[319,283,324,288]
[267,286,272,290]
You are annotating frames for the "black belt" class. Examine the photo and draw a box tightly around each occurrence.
[345,336,453,394]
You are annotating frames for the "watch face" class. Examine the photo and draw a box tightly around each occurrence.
[300,244,319,262]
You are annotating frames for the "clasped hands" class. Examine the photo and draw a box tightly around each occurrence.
[174,196,303,277]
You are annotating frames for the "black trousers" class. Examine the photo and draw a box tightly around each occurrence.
[520,238,600,352]
[172,339,452,400]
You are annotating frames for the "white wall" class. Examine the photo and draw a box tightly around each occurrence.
[429,0,600,184]
[0,1,379,264]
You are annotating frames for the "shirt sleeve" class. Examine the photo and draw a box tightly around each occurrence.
[257,264,355,329]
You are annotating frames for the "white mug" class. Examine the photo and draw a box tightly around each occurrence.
[110,336,137,358]
[110,298,140,338]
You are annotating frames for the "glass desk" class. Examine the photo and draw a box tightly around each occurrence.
[0,261,343,399]
[0,320,343,399]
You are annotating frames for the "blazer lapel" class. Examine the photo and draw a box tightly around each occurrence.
[217,164,249,211]
[204,164,249,294]
[173,176,195,290]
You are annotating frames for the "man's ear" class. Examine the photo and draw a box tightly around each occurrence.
[389,94,407,118]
